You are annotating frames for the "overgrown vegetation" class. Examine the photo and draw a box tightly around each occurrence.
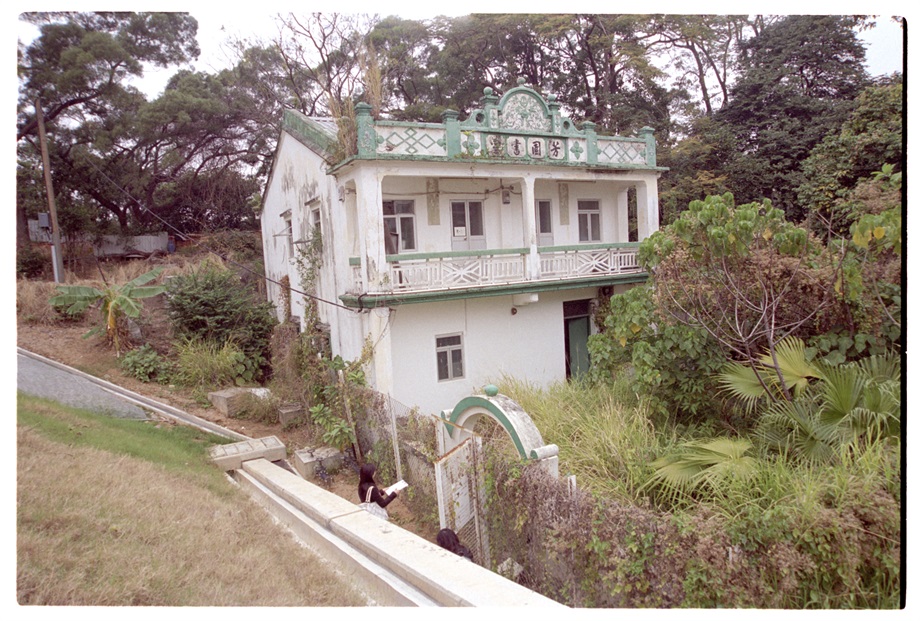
[491,378,900,608]
[50,266,167,357]
[164,261,277,381]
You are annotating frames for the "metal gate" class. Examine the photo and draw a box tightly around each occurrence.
[434,436,489,566]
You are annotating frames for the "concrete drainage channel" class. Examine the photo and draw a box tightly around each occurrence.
[211,439,566,607]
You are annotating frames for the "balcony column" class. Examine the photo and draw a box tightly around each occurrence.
[520,175,539,280]
[354,167,386,291]
[615,187,629,242]
[634,178,660,240]
[367,308,394,397]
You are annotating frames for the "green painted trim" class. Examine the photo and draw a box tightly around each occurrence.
[283,109,335,154]
[323,150,668,172]
[339,272,648,308]
[444,396,527,458]
[543,242,640,252]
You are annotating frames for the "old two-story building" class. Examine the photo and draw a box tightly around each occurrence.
[260,79,665,416]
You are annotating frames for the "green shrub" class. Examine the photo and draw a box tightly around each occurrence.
[17,247,47,279]
[588,284,727,423]
[165,264,276,380]
[120,344,173,383]
[309,403,355,452]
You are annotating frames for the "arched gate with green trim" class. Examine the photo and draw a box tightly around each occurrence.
[434,385,558,566]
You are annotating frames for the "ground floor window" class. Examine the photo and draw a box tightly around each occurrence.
[436,334,464,381]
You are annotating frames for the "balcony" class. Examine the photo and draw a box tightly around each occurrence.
[343,243,645,307]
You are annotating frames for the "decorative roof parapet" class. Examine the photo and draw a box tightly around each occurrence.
[347,79,661,169]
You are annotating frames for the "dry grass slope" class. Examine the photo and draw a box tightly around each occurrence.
[17,406,369,607]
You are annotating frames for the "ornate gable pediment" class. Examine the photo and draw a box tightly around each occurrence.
[461,78,579,138]
[346,77,659,169]
[499,90,551,132]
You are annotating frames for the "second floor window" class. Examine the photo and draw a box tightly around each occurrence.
[577,200,601,242]
[383,200,416,254]
[451,200,485,250]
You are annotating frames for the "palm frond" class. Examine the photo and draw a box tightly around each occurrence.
[718,361,767,411]
[759,336,823,396]
[855,351,901,384]
[642,437,757,502]
[818,364,865,428]
[758,399,835,463]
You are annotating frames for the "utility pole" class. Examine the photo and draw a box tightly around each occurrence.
[35,97,65,283]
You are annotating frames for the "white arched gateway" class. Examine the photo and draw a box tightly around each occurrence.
[434,385,559,566]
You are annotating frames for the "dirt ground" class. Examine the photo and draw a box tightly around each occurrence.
[15,319,421,531]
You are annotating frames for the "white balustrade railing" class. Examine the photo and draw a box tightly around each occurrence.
[390,252,527,291]
[349,244,642,295]
[539,245,641,279]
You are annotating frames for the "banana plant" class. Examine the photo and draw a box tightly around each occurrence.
[50,267,166,356]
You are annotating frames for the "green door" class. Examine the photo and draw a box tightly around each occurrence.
[564,300,592,378]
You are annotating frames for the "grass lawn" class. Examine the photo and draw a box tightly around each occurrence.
[16,393,369,606]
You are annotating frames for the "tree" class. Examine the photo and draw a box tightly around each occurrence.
[367,16,444,121]
[18,13,195,244]
[657,115,736,224]
[17,12,200,141]
[18,13,280,244]
[640,193,844,401]
[644,14,752,117]
[796,76,903,238]
[588,283,727,421]
[546,14,675,135]
[713,15,869,219]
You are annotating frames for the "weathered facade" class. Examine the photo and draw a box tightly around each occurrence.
[261,79,665,415]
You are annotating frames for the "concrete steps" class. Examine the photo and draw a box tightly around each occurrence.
[233,455,565,607]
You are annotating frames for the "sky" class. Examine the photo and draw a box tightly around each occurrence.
[11,5,907,99]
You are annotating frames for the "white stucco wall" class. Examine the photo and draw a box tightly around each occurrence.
[260,132,368,367]
[385,287,599,416]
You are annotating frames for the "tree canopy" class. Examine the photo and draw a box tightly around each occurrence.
[16,12,902,255]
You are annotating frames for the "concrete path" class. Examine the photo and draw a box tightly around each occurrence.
[16,348,248,440]
[17,349,150,419]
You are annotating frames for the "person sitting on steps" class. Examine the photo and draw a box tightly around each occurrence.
[357,462,398,520]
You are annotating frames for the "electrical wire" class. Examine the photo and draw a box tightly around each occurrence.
[82,156,359,313]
